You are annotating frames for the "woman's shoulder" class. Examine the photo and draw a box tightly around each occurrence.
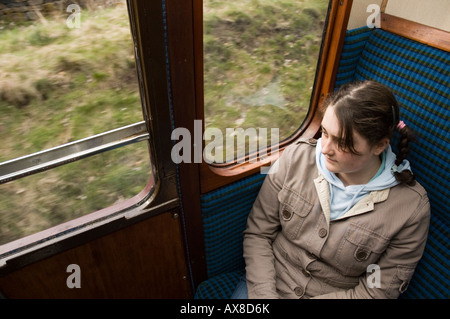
[275,138,318,175]
[389,180,430,220]
[283,137,317,156]
[393,179,428,199]
[280,137,317,161]
[294,137,318,147]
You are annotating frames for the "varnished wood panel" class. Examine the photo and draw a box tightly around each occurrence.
[164,0,207,288]
[0,211,191,298]
[381,13,450,52]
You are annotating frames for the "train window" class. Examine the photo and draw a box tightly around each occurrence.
[0,141,153,246]
[0,1,153,248]
[203,0,330,163]
[0,1,141,161]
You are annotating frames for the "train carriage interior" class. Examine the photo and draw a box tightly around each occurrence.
[0,0,448,300]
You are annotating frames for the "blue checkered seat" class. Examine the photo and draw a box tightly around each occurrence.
[194,174,265,299]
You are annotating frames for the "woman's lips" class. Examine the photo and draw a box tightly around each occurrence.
[325,156,337,163]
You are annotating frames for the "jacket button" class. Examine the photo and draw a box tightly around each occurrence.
[294,286,304,297]
[318,228,327,238]
[282,210,292,220]
[355,248,369,261]
[399,281,409,293]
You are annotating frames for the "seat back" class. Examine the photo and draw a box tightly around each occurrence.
[336,27,450,298]
[200,173,266,278]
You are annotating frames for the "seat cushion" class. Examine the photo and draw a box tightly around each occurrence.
[194,270,244,299]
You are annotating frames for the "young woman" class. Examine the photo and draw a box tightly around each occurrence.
[234,80,430,299]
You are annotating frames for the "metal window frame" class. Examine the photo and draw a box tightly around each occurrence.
[0,121,149,185]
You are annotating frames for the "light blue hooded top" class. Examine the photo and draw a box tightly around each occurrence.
[315,138,412,220]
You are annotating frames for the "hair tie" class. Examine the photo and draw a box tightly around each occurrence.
[397,120,406,130]
[391,105,396,124]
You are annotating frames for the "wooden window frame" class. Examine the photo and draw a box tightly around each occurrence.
[197,0,354,193]
[0,0,185,276]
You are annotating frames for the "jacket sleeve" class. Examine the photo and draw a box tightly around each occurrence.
[313,194,430,299]
[243,145,292,299]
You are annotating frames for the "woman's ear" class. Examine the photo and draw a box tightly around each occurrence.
[373,138,390,156]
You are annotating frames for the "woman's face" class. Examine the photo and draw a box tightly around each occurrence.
[320,106,386,185]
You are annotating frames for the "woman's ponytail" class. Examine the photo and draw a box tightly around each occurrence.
[394,121,416,186]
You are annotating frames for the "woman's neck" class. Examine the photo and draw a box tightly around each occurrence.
[337,156,382,187]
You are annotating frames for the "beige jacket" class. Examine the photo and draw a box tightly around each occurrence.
[243,138,430,299]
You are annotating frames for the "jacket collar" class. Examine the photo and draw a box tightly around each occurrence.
[314,173,390,224]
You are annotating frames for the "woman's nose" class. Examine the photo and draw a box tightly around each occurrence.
[321,137,333,155]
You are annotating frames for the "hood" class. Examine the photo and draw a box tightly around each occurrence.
[315,138,412,219]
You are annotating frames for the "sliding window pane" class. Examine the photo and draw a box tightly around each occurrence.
[0,141,153,246]
[0,1,142,162]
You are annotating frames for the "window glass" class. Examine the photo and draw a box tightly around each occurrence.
[0,142,152,246]
[0,0,141,162]
[203,0,329,163]
[0,1,151,246]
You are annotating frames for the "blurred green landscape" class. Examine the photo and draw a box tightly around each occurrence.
[0,0,328,245]
[0,3,150,245]
[203,0,328,161]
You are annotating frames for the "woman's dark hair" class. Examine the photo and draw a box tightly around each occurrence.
[320,80,415,185]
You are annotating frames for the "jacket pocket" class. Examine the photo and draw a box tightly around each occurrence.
[335,223,390,276]
[278,187,313,240]
[386,265,416,298]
